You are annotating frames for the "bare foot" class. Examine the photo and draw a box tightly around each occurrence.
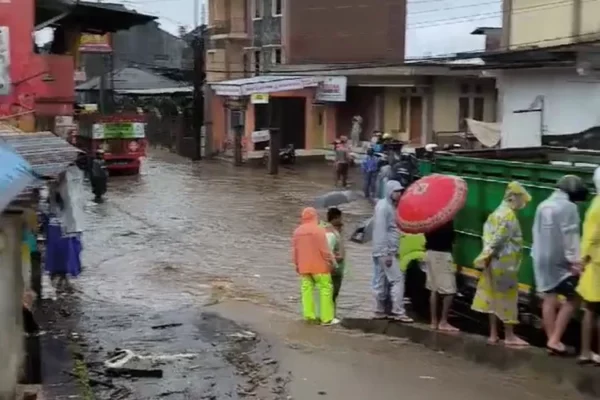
[487,336,500,345]
[505,336,529,348]
[430,322,438,330]
[438,323,460,333]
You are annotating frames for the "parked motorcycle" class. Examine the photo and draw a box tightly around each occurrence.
[262,144,296,166]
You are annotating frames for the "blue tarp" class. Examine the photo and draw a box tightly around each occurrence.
[0,145,36,212]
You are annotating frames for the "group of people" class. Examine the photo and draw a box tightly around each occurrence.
[294,157,600,359]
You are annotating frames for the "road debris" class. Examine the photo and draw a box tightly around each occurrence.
[151,323,183,330]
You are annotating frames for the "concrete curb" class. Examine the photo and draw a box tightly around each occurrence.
[341,318,600,397]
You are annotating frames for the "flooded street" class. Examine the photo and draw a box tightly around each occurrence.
[64,150,587,399]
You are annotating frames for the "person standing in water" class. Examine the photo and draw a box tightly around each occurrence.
[90,149,108,203]
[334,136,351,188]
[293,207,339,325]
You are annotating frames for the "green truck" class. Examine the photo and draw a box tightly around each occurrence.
[400,147,600,326]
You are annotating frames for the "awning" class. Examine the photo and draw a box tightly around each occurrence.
[211,75,318,97]
[0,126,81,179]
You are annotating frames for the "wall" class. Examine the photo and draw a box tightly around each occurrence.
[508,0,600,49]
[500,68,600,147]
[206,0,250,82]
[0,0,74,130]
[336,87,380,141]
[286,0,406,64]
[431,77,496,133]
[251,0,282,71]
[0,214,24,400]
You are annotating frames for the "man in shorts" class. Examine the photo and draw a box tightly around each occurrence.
[425,220,459,332]
[532,175,588,355]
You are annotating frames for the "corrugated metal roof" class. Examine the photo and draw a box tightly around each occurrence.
[0,127,81,179]
[76,67,186,91]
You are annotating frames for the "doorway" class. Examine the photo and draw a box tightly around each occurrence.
[275,97,306,149]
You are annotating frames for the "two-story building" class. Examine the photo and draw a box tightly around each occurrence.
[205,0,498,157]
[462,0,600,148]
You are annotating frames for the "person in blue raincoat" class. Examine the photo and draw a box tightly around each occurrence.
[362,148,378,200]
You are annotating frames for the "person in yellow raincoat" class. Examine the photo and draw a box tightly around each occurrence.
[471,181,531,347]
[576,167,600,364]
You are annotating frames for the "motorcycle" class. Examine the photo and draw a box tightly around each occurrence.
[262,144,296,166]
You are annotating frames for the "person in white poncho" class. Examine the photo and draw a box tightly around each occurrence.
[532,175,588,356]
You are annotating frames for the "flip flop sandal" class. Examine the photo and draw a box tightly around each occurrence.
[547,346,570,357]
[392,315,414,323]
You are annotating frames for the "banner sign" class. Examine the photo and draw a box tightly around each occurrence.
[315,76,347,102]
[79,33,112,53]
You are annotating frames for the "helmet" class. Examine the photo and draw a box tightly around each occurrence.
[382,132,392,140]
[557,175,588,202]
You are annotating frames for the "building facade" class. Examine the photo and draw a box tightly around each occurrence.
[206,0,407,81]
[209,65,497,156]
[205,0,250,83]
[248,0,406,73]
[502,0,600,49]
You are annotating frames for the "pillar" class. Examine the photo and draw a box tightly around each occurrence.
[0,212,24,400]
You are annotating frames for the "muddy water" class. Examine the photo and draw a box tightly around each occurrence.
[80,150,374,316]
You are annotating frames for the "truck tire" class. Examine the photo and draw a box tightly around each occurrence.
[405,260,429,318]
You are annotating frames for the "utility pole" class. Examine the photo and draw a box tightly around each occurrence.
[193,0,199,29]
[268,99,281,175]
[192,30,205,160]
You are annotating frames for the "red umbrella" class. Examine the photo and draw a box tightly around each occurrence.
[397,174,467,234]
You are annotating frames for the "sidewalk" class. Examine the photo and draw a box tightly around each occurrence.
[342,318,600,398]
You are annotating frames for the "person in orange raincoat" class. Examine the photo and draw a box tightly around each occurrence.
[292,207,338,325]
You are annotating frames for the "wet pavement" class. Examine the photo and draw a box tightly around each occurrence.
[51,149,590,399]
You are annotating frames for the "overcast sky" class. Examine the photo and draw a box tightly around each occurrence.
[37,0,502,58]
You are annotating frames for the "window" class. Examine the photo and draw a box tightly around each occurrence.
[473,97,485,121]
[272,48,282,64]
[272,0,282,16]
[460,83,470,94]
[399,97,408,132]
[458,97,470,130]
[254,50,261,73]
[253,0,263,19]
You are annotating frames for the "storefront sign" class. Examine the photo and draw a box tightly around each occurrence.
[251,93,269,104]
[316,76,347,102]
[251,130,270,143]
[79,33,112,53]
[212,77,318,97]
[0,27,10,96]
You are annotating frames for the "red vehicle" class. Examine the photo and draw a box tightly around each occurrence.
[75,113,147,175]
